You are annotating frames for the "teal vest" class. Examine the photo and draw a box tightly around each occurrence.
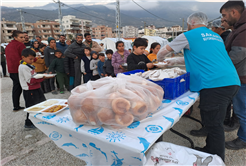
[183,27,240,92]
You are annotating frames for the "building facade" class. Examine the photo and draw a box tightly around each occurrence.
[33,20,60,40]
[122,26,138,38]
[1,18,17,43]
[92,25,113,40]
[16,22,35,40]
[55,15,92,39]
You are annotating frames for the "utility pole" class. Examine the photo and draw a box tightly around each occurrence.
[116,0,120,41]
[182,18,184,32]
[144,22,146,35]
[54,0,64,35]
[17,9,26,32]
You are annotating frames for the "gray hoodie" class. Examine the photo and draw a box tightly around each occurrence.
[90,59,100,76]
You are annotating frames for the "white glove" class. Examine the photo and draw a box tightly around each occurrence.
[157,45,172,61]
[164,57,185,66]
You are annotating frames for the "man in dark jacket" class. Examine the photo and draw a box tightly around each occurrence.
[44,37,57,94]
[56,35,68,54]
[220,1,246,150]
[211,19,231,42]
[64,33,86,87]
[64,55,75,91]
[1,46,7,77]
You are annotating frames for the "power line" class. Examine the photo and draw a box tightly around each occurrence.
[132,0,176,23]
[23,11,51,20]
[57,1,115,23]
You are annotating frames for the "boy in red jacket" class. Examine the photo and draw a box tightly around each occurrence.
[19,48,47,128]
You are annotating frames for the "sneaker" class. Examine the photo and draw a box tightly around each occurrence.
[13,106,25,111]
[190,127,208,137]
[52,91,58,95]
[24,124,36,129]
[60,91,64,94]
[224,121,240,132]
[225,137,246,150]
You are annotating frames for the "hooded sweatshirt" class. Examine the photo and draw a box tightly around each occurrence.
[5,40,26,73]
[225,9,246,84]
[44,46,56,68]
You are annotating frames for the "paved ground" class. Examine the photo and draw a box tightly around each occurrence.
[1,76,246,166]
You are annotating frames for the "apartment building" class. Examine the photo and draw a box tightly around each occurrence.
[1,18,17,43]
[92,25,113,40]
[122,26,138,38]
[16,22,35,39]
[33,20,60,40]
[55,15,92,39]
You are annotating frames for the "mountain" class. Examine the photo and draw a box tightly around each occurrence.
[1,2,226,28]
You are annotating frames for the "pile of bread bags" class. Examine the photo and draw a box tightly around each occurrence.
[68,74,164,128]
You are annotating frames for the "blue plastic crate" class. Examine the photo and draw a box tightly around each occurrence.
[150,72,190,100]
[123,70,190,100]
[122,70,145,75]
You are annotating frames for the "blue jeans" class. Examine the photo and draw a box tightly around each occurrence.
[233,84,246,142]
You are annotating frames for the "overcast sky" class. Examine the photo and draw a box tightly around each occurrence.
[2,0,231,8]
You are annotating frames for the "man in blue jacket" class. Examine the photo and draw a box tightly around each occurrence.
[157,12,240,161]
[56,35,68,54]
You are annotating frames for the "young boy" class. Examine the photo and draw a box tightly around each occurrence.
[49,49,69,94]
[18,48,47,128]
[103,49,115,77]
[127,38,154,71]
[90,51,100,80]
[97,53,105,77]
[81,47,92,83]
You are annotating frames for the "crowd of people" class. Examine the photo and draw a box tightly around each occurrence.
[1,0,245,162]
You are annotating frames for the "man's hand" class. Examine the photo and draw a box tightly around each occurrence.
[101,73,104,76]
[75,56,78,59]
[49,72,52,74]
[146,63,154,69]
[105,74,108,77]
[84,72,87,75]
[119,65,124,70]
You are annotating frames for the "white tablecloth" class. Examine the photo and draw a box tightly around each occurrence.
[30,91,199,165]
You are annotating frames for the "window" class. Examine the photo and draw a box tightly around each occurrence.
[1,24,3,27]
[2,30,4,33]
[66,21,68,23]
[39,30,41,33]
[67,25,69,28]
[38,25,40,28]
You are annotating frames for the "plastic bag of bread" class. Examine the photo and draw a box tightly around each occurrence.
[68,73,164,128]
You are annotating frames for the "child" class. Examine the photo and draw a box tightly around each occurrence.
[90,51,100,80]
[49,50,69,94]
[98,53,105,77]
[18,48,46,128]
[81,47,92,83]
[127,38,154,71]
[147,42,161,62]
[103,49,115,77]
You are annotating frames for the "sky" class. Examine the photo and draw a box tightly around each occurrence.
[1,0,230,8]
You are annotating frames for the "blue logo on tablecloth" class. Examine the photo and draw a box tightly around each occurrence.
[145,125,163,133]
[42,114,56,120]
[88,127,104,135]
[34,113,41,118]
[188,96,196,102]
[173,107,183,117]
[157,106,164,111]
[163,116,174,127]
[132,156,142,161]
[163,99,172,103]
[82,143,87,148]
[111,151,124,166]
[127,121,140,129]
[176,100,189,106]
[56,117,70,123]
[49,131,62,141]
[138,137,150,155]
[74,125,84,132]
[69,134,72,137]
[106,131,126,142]
[77,153,89,157]
[37,121,54,125]
[62,143,79,149]
[89,142,108,161]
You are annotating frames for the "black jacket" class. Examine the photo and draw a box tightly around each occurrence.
[64,41,86,60]
[220,30,231,43]
[127,53,151,71]
[44,46,56,67]
[103,59,115,76]
[64,56,75,77]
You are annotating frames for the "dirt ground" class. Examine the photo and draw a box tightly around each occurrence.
[1,74,246,166]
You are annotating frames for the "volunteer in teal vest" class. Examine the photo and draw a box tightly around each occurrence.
[157,12,240,161]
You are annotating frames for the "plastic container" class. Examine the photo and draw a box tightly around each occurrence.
[123,70,190,100]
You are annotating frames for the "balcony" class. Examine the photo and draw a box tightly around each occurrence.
[85,24,92,27]
[71,22,80,26]
[71,27,80,30]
